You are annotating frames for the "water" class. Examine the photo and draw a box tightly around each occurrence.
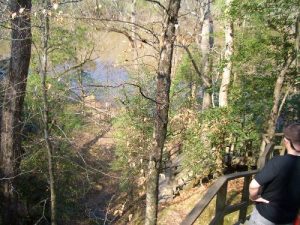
[87,59,128,102]
[70,59,129,103]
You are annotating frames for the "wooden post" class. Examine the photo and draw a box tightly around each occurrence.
[214,181,228,225]
[238,176,251,223]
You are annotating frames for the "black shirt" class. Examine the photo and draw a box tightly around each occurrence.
[255,154,300,223]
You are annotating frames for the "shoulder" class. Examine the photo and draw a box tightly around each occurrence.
[267,155,289,163]
[264,155,281,166]
[266,155,293,169]
[255,155,293,185]
[258,156,284,176]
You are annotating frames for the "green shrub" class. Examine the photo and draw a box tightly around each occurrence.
[182,107,259,176]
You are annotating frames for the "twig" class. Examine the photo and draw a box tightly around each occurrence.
[104,195,115,225]
[0,169,35,181]
[86,82,160,104]
[176,44,211,87]
[145,0,167,12]
[33,199,48,225]
[62,15,160,43]
[277,86,291,117]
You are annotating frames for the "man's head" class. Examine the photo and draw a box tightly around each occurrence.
[283,122,300,152]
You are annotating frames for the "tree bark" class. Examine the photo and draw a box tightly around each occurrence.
[258,15,299,156]
[200,0,214,110]
[296,14,300,74]
[145,1,181,225]
[40,1,57,224]
[260,56,295,154]
[131,0,139,70]
[219,0,234,107]
[0,0,32,224]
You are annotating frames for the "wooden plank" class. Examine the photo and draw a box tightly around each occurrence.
[238,176,251,222]
[180,177,227,225]
[226,201,248,215]
[214,182,228,225]
[210,211,222,225]
[211,202,250,225]
[223,170,258,181]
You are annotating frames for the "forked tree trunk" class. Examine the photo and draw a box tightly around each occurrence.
[0,0,32,224]
[145,1,181,225]
[219,0,234,107]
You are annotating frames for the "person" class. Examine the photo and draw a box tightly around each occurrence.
[248,122,300,225]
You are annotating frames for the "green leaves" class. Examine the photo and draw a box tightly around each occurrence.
[182,107,260,176]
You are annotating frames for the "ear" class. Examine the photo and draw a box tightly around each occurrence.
[283,137,288,145]
[283,138,291,148]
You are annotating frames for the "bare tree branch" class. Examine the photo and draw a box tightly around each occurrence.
[63,15,160,44]
[0,169,35,180]
[178,44,211,87]
[145,0,167,12]
[86,82,160,104]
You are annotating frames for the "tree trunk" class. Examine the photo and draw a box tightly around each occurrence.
[259,15,299,154]
[296,14,300,75]
[219,0,234,107]
[202,91,212,109]
[40,1,57,224]
[190,81,197,101]
[145,1,181,225]
[260,56,295,154]
[200,0,214,110]
[0,0,32,224]
[131,0,139,70]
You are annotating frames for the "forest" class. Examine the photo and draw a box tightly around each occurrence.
[0,0,299,224]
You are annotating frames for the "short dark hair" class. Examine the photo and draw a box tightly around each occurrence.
[284,122,300,151]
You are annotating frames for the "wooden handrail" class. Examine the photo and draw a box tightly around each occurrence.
[180,170,258,225]
[180,142,277,225]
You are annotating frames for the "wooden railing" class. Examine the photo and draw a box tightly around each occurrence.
[181,142,280,225]
[180,170,257,225]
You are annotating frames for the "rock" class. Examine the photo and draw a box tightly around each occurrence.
[177,178,185,186]
[159,198,167,204]
[94,184,103,191]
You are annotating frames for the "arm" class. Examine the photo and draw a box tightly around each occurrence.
[249,179,269,203]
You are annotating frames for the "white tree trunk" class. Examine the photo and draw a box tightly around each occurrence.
[200,0,214,110]
[219,0,234,107]
[296,15,300,74]
[131,0,139,70]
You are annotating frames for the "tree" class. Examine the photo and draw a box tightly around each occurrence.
[200,0,214,110]
[39,0,57,224]
[247,0,299,153]
[0,0,32,224]
[145,0,181,224]
[219,0,234,107]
